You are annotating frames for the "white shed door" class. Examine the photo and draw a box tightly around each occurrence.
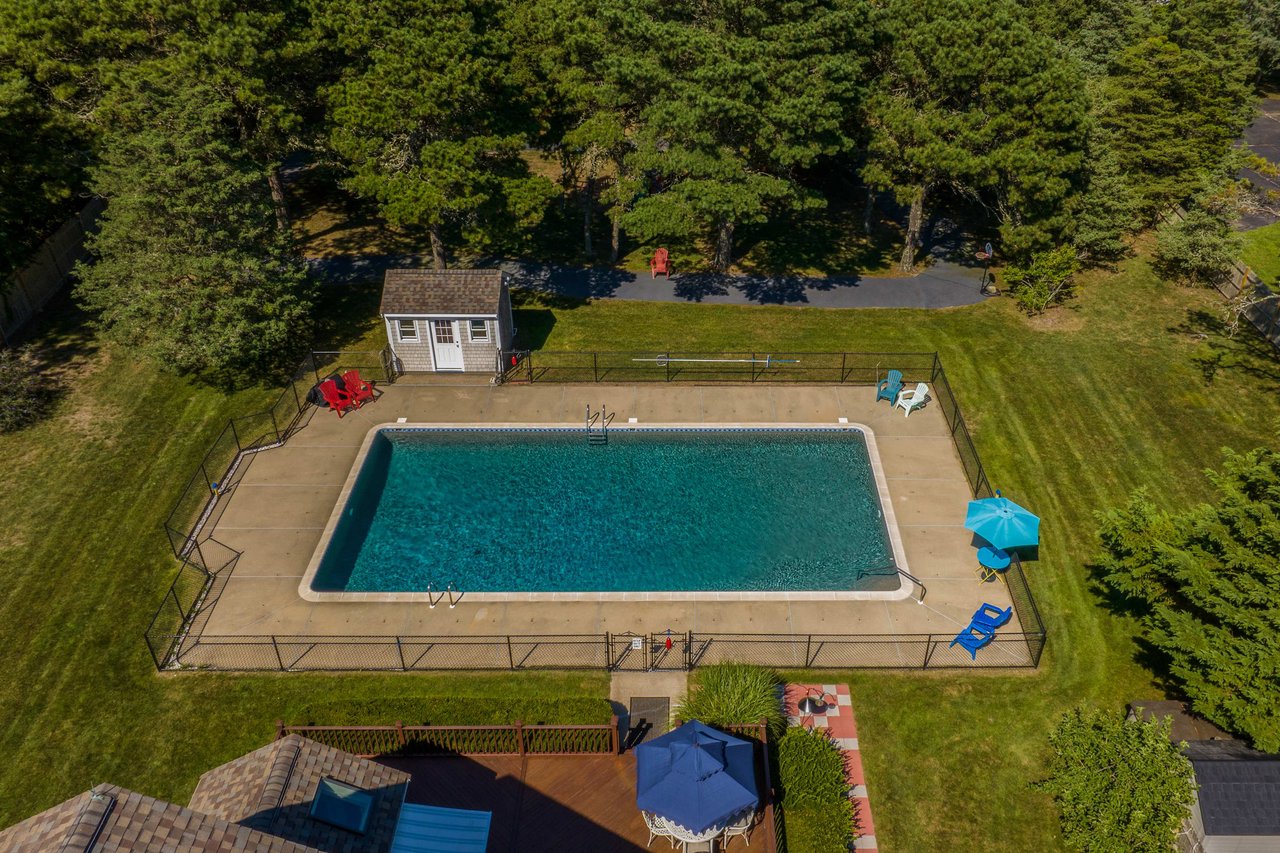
[431,321,464,370]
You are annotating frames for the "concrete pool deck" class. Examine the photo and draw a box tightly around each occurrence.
[193,383,1028,664]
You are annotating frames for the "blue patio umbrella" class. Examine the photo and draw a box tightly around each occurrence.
[965,496,1040,550]
[635,720,759,834]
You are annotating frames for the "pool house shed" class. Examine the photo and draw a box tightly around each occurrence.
[381,268,514,373]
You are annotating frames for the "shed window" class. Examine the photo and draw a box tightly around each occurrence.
[469,320,490,342]
[397,319,418,342]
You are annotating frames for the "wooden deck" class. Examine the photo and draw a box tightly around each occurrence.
[377,753,761,852]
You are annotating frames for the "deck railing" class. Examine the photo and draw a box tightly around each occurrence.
[276,717,621,757]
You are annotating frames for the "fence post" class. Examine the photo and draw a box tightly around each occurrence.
[507,635,515,670]
[593,351,599,383]
[172,588,187,621]
[275,719,286,740]
[610,715,621,754]
[516,720,526,756]
[228,418,242,452]
[271,636,285,671]
[840,352,848,383]
[396,720,407,747]
[922,637,934,669]
[665,353,671,382]
[269,408,281,444]
[396,637,407,670]
[805,635,813,668]
[685,631,693,670]
[751,353,757,383]
[605,632,612,671]
[291,379,302,416]
[526,351,534,383]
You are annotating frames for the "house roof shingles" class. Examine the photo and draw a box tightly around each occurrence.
[189,734,410,852]
[380,269,505,316]
[0,735,410,852]
[0,784,319,852]
[1186,743,1280,836]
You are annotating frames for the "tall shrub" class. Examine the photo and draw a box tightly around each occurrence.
[1036,708,1194,852]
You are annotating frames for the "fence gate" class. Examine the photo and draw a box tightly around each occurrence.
[608,632,693,671]
[609,633,647,671]
[380,346,400,384]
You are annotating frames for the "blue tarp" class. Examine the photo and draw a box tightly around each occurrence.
[635,720,759,834]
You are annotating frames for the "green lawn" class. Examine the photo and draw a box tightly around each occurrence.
[2,251,1278,851]
[511,255,1280,852]
[0,302,610,828]
[1241,220,1280,286]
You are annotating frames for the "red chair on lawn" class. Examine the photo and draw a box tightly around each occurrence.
[319,378,357,417]
[650,247,670,279]
[342,369,376,406]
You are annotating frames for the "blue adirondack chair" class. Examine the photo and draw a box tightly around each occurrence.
[949,624,995,660]
[972,603,1012,632]
[876,370,903,404]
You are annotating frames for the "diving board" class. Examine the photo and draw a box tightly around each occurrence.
[390,803,493,853]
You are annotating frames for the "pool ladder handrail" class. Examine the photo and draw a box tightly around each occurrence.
[426,581,461,609]
[586,403,612,446]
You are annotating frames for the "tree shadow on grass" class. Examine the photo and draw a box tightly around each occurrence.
[1083,557,1181,694]
[310,278,384,353]
[1169,307,1280,387]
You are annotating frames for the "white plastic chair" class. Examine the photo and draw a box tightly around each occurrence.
[721,810,758,848]
[895,382,930,417]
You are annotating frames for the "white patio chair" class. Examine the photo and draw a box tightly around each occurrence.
[894,382,930,417]
[721,809,759,848]
[643,811,677,849]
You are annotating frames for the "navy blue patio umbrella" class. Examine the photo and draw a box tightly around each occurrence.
[635,720,759,834]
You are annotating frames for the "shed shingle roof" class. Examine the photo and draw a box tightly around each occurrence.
[380,269,504,316]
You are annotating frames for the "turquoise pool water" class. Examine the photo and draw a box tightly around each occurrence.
[311,428,897,593]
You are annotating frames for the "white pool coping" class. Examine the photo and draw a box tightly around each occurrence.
[298,422,912,603]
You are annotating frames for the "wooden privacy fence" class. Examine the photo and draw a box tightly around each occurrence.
[1163,205,1280,351]
[1,198,104,345]
[276,717,621,757]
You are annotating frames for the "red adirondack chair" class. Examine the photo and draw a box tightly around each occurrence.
[342,369,376,405]
[319,378,357,417]
[650,247,670,278]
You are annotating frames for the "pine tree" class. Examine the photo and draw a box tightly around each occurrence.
[863,0,1087,269]
[75,64,310,380]
[1098,0,1254,215]
[1097,448,1280,752]
[316,0,554,269]
[602,0,871,272]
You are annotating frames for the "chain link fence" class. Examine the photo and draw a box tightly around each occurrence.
[146,350,1046,672]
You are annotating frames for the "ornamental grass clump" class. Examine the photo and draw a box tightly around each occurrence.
[675,663,784,737]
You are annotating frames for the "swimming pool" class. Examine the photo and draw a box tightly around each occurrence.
[301,425,909,601]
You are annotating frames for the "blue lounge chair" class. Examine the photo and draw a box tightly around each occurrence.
[876,370,903,404]
[972,603,1012,632]
[949,625,994,660]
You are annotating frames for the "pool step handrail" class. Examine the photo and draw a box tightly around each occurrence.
[586,403,611,446]
[425,581,462,609]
